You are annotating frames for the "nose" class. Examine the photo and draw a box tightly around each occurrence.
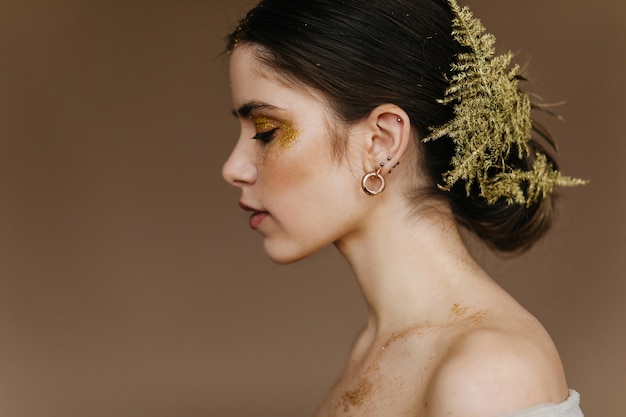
[222,137,258,188]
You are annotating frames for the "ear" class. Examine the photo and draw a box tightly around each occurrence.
[358,104,412,172]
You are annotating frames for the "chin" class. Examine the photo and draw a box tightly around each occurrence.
[264,249,308,265]
[263,241,318,265]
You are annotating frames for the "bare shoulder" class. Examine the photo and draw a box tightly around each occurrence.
[424,323,569,417]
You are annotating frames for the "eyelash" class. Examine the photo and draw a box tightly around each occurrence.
[253,128,278,144]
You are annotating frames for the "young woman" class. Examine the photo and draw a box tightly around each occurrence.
[222,0,585,416]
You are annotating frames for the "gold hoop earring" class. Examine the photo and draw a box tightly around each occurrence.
[361,167,386,196]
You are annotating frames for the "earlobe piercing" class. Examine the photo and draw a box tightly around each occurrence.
[362,167,386,196]
[363,157,394,195]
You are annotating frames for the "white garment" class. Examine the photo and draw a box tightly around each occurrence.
[500,390,583,417]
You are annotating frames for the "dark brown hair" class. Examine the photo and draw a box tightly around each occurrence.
[227,0,559,252]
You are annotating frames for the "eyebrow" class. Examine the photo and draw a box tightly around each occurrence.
[231,101,284,118]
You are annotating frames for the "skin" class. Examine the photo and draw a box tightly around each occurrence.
[223,45,569,417]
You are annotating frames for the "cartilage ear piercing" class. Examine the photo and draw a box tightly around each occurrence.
[388,161,400,174]
[396,117,402,122]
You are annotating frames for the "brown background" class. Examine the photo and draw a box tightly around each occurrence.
[0,0,624,416]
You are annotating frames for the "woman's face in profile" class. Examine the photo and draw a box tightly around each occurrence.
[223,46,369,264]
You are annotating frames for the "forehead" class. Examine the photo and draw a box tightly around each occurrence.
[229,46,331,118]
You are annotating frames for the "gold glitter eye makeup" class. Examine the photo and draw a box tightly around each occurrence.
[253,117,279,144]
[252,117,299,149]
[277,121,299,150]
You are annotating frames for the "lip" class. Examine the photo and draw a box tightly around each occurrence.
[239,202,269,230]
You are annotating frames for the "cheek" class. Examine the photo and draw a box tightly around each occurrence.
[262,152,315,191]
[260,134,336,201]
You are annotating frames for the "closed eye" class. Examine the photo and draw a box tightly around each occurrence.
[253,128,278,144]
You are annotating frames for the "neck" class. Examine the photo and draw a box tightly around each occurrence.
[334,196,485,337]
